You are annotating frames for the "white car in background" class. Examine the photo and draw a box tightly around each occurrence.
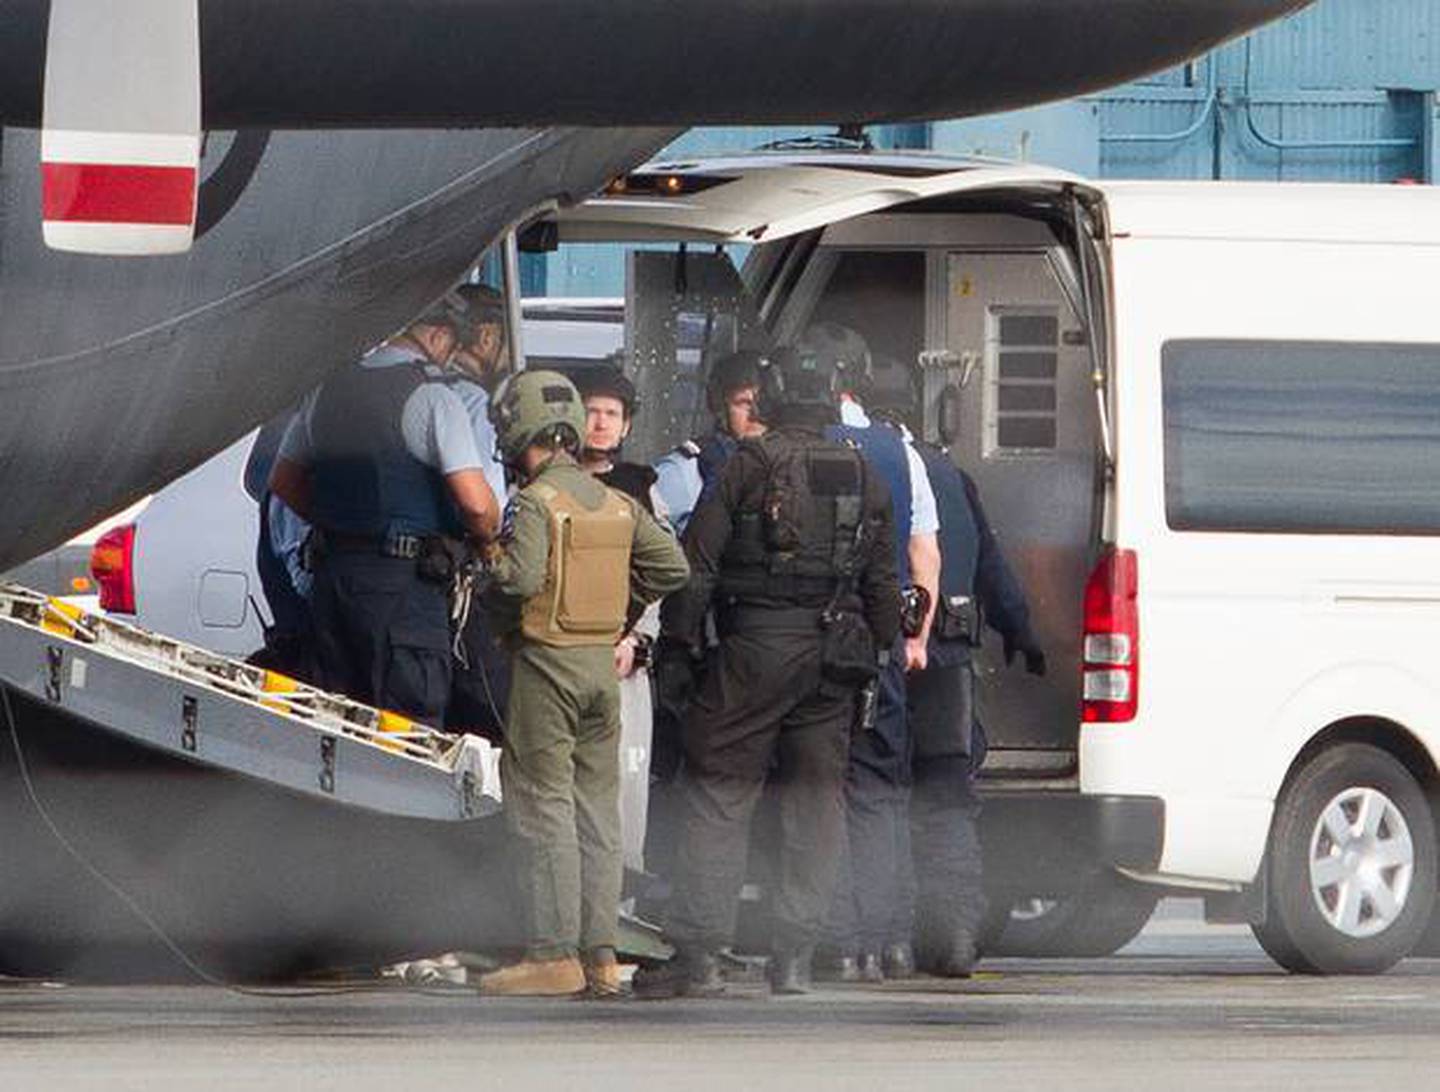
[88,300,623,656]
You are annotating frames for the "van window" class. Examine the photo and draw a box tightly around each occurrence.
[985,308,1061,455]
[1162,339,1440,534]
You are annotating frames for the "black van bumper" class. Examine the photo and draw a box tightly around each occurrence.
[978,791,1164,895]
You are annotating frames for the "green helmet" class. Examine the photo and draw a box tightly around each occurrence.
[489,369,587,461]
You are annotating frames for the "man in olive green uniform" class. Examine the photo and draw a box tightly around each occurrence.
[479,370,689,997]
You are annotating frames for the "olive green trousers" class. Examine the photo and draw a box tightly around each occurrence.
[502,642,622,960]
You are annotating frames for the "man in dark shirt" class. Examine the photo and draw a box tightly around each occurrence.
[638,348,900,998]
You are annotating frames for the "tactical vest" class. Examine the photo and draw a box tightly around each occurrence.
[719,432,866,607]
[827,420,913,584]
[597,461,658,515]
[309,355,462,539]
[520,481,636,647]
[913,443,980,601]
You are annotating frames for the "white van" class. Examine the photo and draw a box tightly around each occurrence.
[526,154,1440,973]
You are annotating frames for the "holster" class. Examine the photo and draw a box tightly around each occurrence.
[934,594,981,645]
[417,535,472,585]
[818,608,878,686]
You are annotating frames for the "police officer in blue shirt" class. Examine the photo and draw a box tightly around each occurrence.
[444,284,515,737]
[869,355,1046,977]
[269,301,502,723]
[804,323,941,984]
[652,349,766,536]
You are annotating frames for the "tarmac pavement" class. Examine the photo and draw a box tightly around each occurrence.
[3,901,1438,1091]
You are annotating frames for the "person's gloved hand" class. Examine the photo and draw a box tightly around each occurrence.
[1003,630,1047,677]
[654,637,702,707]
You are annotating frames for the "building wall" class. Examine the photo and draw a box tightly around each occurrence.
[538,0,1440,296]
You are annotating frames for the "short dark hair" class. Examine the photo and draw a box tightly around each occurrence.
[454,283,505,326]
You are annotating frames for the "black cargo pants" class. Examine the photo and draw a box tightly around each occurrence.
[666,609,854,955]
[310,549,452,724]
[906,645,986,958]
[826,640,911,957]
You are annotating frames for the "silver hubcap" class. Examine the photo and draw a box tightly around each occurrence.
[1011,898,1058,923]
[1309,786,1415,939]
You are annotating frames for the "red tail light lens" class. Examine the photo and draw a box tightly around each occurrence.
[89,524,137,614]
[1082,547,1138,723]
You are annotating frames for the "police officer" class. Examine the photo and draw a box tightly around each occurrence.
[477,371,688,998]
[637,348,900,998]
[906,427,1046,976]
[804,323,941,984]
[443,283,516,739]
[244,415,317,680]
[448,283,511,503]
[268,302,502,722]
[652,349,767,535]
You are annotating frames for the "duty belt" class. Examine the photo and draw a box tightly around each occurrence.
[717,602,827,634]
[317,529,426,560]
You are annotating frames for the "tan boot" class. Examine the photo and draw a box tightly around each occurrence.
[478,956,585,997]
[583,950,624,998]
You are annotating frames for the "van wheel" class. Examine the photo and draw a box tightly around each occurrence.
[1252,743,1436,975]
[982,874,1159,957]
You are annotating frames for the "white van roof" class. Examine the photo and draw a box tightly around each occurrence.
[1098,180,1440,246]
[551,152,1088,245]
[549,152,1440,248]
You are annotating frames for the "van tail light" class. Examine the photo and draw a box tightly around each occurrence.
[1082,547,1138,723]
[89,524,137,614]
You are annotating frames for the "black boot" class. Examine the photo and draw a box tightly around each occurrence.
[927,931,978,979]
[857,951,884,984]
[768,947,813,996]
[812,953,861,984]
[633,950,726,1000]
[882,941,917,980]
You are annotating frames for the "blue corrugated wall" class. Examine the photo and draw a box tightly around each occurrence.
[538,0,1440,296]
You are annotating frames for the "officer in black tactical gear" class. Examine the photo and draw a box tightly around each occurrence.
[870,360,1046,976]
[636,348,900,998]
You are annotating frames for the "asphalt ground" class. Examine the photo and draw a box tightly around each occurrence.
[4,902,1439,1091]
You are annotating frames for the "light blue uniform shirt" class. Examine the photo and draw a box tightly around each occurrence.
[839,398,939,536]
[448,375,510,510]
[652,442,704,537]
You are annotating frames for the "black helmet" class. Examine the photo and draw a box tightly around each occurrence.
[755,347,843,424]
[798,322,872,398]
[866,354,921,420]
[574,364,638,417]
[705,349,764,415]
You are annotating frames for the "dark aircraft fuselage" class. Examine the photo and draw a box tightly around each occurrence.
[0,0,1311,570]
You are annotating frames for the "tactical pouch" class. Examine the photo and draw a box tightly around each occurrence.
[554,509,631,635]
[935,594,980,644]
[818,608,878,686]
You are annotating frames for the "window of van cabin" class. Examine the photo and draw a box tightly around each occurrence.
[1162,340,1440,534]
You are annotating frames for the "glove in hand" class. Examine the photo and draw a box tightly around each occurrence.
[1003,631,1048,677]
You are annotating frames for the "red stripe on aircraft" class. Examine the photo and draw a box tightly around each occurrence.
[42,163,197,225]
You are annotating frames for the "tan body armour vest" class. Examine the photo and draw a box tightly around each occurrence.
[520,481,635,647]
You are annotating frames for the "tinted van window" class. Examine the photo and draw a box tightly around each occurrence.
[1162,340,1440,534]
